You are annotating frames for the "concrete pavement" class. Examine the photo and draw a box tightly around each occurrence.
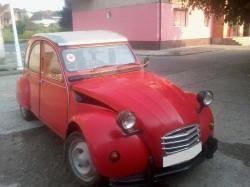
[0,45,250,187]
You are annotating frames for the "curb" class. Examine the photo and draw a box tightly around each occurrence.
[0,70,22,77]
[135,49,223,57]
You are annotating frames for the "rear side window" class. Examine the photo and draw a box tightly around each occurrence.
[29,43,40,72]
[24,44,31,67]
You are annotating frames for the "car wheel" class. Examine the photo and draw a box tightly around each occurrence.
[65,132,107,187]
[19,105,35,121]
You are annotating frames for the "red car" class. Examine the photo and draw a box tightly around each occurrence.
[17,31,217,186]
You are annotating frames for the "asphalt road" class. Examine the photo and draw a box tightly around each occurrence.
[3,43,27,54]
[0,46,250,187]
[0,43,26,71]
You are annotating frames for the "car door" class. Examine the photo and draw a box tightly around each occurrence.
[39,42,68,136]
[28,42,41,117]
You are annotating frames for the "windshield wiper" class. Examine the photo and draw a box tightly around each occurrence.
[117,63,141,70]
[68,75,87,82]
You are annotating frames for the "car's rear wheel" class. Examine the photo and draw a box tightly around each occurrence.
[65,132,107,187]
[19,105,35,121]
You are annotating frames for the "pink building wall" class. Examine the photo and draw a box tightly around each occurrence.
[72,1,213,49]
[160,3,212,41]
[73,3,160,42]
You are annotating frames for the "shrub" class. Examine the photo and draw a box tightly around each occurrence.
[3,28,14,42]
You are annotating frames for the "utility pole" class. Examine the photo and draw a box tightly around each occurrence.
[0,20,5,63]
[10,1,23,70]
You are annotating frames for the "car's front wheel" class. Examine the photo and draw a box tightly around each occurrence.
[65,132,107,187]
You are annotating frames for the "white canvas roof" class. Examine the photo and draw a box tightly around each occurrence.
[34,30,128,46]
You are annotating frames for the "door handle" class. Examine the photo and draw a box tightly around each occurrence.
[39,80,44,84]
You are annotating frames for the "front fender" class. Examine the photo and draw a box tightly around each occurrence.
[185,92,214,143]
[70,110,149,178]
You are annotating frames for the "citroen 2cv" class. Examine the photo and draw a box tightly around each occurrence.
[16,31,217,186]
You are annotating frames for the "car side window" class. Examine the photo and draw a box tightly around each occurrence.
[29,43,40,72]
[42,43,62,81]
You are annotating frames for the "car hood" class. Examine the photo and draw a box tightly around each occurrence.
[72,71,199,165]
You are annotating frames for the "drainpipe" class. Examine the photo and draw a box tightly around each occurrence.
[159,0,162,49]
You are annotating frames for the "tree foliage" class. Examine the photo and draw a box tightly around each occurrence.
[3,21,61,42]
[59,0,72,31]
[185,0,250,24]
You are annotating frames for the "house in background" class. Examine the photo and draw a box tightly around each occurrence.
[31,11,61,27]
[71,0,213,49]
[0,4,29,29]
[212,17,250,46]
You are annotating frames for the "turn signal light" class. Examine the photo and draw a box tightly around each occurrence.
[209,122,215,129]
[109,151,120,162]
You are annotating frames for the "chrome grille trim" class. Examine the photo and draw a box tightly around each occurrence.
[161,125,200,155]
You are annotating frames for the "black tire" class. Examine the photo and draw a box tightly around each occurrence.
[65,132,107,187]
[19,105,35,121]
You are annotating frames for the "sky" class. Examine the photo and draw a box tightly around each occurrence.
[0,0,65,12]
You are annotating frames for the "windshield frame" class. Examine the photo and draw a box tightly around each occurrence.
[60,42,141,77]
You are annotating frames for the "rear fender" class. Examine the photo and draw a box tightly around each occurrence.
[16,75,30,109]
[69,110,149,178]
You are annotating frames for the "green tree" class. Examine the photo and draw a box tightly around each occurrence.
[3,27,14,42]
[48,23,62,32]
[59,0,72,31]
[186,0,250,23]
[16,20,26,35]
[184,0,250,35]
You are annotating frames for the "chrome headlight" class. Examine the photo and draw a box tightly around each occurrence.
[197,90,214,106]
[117,110,137,133]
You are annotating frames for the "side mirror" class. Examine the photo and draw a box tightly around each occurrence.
[143,57,150,67]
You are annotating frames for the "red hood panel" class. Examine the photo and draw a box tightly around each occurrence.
[72,71,198,166]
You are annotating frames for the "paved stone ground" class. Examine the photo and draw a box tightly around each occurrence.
[0,46,250,187]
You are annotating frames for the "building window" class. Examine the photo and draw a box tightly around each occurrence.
[106,11,112,20]
[174,8,187,27]
[169,0,186,4]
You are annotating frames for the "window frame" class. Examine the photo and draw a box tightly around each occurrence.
[61,43,137,73]
[24,42,31,68]
[173,8,188,27]
[41,41,64,82]
[28,41,41,73]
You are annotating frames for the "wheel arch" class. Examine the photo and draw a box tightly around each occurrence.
[65,112,149,178]
[65,121,83,139]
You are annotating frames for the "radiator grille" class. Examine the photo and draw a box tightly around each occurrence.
[161,125,200,155]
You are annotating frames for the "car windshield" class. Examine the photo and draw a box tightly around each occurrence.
[62,44,137,72]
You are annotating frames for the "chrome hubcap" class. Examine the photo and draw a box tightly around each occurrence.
[70,141,95,182]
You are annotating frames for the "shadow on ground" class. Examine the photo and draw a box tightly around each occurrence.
[0,127,169,187]
[0,127,78,187]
